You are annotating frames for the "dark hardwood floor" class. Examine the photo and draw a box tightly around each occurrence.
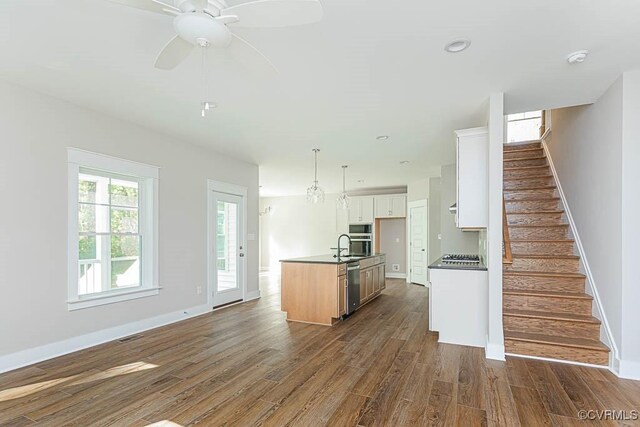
[1,275,639,426]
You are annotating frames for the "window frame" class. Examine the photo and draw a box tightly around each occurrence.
[67,148,159,310]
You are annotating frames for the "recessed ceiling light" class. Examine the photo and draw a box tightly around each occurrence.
[400,160,410,165]
[444,39,471,53]
[376,135,389,141]
[566,50,589,64]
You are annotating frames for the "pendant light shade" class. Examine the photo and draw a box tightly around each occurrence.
[336,165,350,209]
[306,148,325,203]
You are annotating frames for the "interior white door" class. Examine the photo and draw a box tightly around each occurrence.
[409,203,428,285]
[211,191,245,307]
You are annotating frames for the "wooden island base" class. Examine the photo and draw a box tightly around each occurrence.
[280,255,386,326]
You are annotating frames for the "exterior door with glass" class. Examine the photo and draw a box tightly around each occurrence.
[211,191,245,307]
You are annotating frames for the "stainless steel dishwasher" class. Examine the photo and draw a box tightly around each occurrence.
[346,262,360,316]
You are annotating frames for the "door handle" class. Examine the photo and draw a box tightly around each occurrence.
[239,253,245,257]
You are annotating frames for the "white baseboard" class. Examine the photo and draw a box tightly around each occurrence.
[618,359,640,380]
[0,304,211,374]
[245,290,261,301]
[506,352,613,372]
[386,273,407,279]
[485,340,506,361]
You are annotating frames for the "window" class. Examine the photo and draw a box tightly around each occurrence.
[506,110,542,143]
[68,149,158,310]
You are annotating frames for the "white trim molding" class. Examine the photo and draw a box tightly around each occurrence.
[0,304,210,374]
[541,136,621,371]
[485,339,506,361]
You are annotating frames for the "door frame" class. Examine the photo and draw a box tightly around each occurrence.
[407,199,429,286]
[207,179,248,308]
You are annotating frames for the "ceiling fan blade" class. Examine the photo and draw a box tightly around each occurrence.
[222,0,323,28]
[105,0,179,15]
[216,15,240,25]
[154,36,194,70]
[226,33,278,74]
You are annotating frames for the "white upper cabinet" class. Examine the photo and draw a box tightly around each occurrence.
[455,127,488,229]
[374,195,407,218]
[348,196,374,224]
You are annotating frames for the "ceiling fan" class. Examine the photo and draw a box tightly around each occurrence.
[107,0,323,71]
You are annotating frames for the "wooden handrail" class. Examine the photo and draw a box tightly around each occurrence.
[503,196,513,264]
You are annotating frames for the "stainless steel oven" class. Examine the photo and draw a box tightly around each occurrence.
[348,223,372,256]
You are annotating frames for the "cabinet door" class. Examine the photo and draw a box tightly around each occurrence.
[366,268,374,297]
[374,196,390,218]
[360,196,374,223]
[360,270,367,302]
[373,265,380,292]
[380,264,386,290]
[338,275,346,316]
[390,195,406,217]
[348,198,361,223]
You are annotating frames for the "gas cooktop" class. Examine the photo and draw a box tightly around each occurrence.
[441,254,480,263]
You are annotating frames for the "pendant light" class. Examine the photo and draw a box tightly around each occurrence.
[306,148,325,203]
[336,165,350,209]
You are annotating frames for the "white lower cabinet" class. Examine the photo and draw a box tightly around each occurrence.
[428,267,487,347]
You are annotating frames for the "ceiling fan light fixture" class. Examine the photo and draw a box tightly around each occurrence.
[444,39,471,53]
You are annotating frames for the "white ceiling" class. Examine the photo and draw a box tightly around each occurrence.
[1,0,639,196]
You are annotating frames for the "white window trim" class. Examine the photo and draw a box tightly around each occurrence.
[67,148,159,311]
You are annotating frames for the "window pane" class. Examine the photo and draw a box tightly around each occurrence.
[111,207,138,233]
[79,203,109,233]
[111,235,141,289]
[79,179,97,203]
[110,179,138,207]
[79,236,97,260]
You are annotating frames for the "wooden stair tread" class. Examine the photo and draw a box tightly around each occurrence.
[504,165,550,171]
[504,308,600,323]
[507,210,564,215]
[504,156,546,162]
[505,197,560,202]
[508,223,568,228]
[508,239,573,242]
[503,270,585,278]
[503,174,553,181]
[504,331,609,351]
[510,254,578,260]
[503,147,543,154]
[503,289,591,300]
[502,185,556,193]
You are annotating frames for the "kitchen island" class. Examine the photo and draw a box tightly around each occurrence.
[280,253,386,325]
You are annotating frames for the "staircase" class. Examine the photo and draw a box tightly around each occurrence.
[502,141,610,365]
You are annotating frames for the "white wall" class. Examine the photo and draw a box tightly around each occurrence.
[407,178,429,202]
[440,164,480,254]
[428,177,442,264]
[0,81,259,361]
[486,92,505,360]
[259,195,347,270]
[379,218,406,274]
[548,70,640,378]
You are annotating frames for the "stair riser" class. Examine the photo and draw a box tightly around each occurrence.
[505,257,579,273]
[509,226,569,240]
[504,294,591,315]
[510,241,574,255]
[506,200,561,213]
[504,166,551,178]
[504,142,542,151]
[505,339,608,365]
[504,149,544,160]
[504,158,548,168]
[503,274,585,293]
[504,188,557,200]
[507,213,565,226]
[504,177,555,189]
[504,316,600,340]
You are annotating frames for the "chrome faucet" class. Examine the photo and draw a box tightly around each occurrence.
[337,234,351,259]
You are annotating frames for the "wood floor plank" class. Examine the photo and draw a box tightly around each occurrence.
[0,276,638,426]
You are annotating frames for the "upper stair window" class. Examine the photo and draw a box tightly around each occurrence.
[507,110,542,142]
